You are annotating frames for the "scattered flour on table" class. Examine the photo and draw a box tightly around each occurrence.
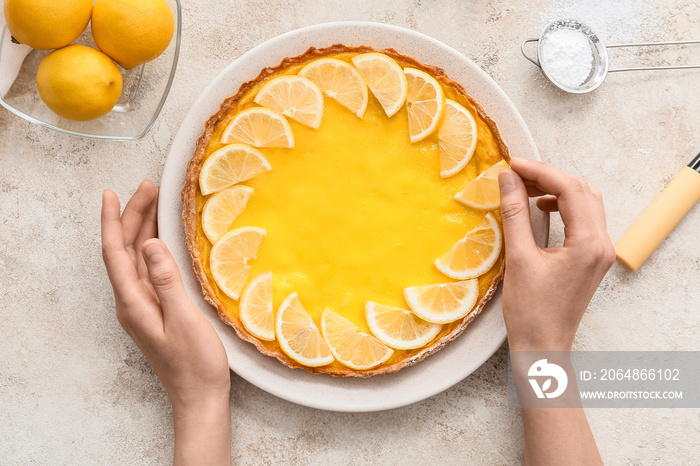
[540,27,594,88]
[539,0,666,44]
[154,122,172,152]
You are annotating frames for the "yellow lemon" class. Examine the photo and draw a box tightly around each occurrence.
[91,0,174,70]
[320,308,393,370]
[351,53,407,118]
[254,76,324,129]
[454,160,509,210]
[210,227,267,300]
[435,213,502,280]
[36,45,123,121]
[404,67,445,143]
[201,185,254,243]
[364,302,441,350]
[404,279,479,324]
[438,99,478,178]
[221,108,295,148]
[4,0,92,50]
[239,271,275,341]
[298,58,369,118]
[277,293,334,367]
[199,144,271,196]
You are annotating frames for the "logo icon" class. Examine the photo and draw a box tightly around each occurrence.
[528,359,568,399]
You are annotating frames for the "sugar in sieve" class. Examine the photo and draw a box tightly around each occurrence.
[521,19,700,94]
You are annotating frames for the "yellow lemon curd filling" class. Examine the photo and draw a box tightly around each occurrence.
[195,52,505,370]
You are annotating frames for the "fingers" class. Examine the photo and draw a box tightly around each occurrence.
[101,190,123,256]
[509,158,601,240]
[137,186,159,244]
[498,169,537,259]
[590,188,616,269]
[122,180,158,248]
[590,187,609,231]
[101,190,139,291]
[536,195,559,212]
[525,183,548,198]
[511,158,615,268]
[135,187,160,281]
[142,239,196,328]
[510,158,574,197]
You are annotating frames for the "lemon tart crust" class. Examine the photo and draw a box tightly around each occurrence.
[183,44,510,378]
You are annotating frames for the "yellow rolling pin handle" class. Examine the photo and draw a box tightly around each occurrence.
[615,153,700,272]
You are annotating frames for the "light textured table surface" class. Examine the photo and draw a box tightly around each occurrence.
[1,1,699,464]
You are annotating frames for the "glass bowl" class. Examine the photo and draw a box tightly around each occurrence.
[0,0,181,141]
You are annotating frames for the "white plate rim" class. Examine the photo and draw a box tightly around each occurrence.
[158,21,546,412]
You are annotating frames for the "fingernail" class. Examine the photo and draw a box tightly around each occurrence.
[499,170,516,192]
[143,240,165,263]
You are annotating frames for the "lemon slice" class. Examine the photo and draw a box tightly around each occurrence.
[298,58,369,118]
[404,280,479,324]
[210,227,266,300]
[454,160,509,210]
[364,302,441,350]
[351,53,407,117]
[201,185,254,243]
[404,67,445,143]
[221,107,294,148]
[438,99,478,178]
[199,144,271,196]
[253,76,324,129]
[320,308,393,370]
[239,271,275,341]
[435,213,502,279]
[276,293,334,367]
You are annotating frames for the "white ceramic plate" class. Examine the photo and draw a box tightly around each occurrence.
[159,21,547,412]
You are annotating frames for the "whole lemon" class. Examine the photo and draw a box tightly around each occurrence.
[37,45,123,121]
[3,0,93,50]
[91,0,174,70]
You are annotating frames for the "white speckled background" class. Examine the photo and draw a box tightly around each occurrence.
[1,1,699,464]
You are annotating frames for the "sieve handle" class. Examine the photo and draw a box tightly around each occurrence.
[521,39,540,67]
[607,39,700,72]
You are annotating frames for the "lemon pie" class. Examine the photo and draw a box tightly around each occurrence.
[183,45,510,377]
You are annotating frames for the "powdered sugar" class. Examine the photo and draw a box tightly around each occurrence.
[540,27,594,88]
[539,0,667,45]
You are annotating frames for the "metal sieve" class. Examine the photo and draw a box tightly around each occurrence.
[521,19,700,94]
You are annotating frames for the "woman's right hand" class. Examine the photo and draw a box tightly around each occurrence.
[498,158,615,352]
